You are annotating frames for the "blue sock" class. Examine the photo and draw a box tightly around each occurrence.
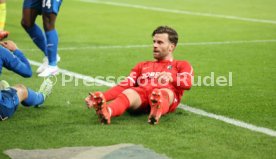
[21,88,45,107]
[25,24,48,56]
[46,29,58,66]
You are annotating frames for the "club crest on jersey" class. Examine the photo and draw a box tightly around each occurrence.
[167,65,172,70]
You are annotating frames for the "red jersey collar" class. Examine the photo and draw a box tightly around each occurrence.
[155,59,174,63]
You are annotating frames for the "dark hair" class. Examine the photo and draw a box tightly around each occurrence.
[152,26,178,46]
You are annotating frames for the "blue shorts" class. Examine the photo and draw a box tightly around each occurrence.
[0,88,19,120]
[23,0,63,15]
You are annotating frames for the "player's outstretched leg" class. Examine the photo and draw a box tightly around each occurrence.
[86,92,111,124]
[38,13,60,77]
[21,78,53,107]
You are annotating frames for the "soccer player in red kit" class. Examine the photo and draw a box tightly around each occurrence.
[85,26,193,125]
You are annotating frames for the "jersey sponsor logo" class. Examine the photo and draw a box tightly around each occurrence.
[141,72,161,79]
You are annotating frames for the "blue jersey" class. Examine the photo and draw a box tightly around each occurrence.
[0,46,32,77]
[0,88,19,120]
[0,46,32,120]
[23,0,63,15]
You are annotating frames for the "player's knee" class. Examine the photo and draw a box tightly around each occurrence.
[14,84,27,92]
[13,84,28,101]
[42,13,56,31]
[21,19,33,29]
[122,89,138,98]
[122,89,142,108]
[43,22,55,31]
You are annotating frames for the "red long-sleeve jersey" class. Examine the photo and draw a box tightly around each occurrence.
[104,59,193,102]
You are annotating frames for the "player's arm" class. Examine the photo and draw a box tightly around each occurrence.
[0,41,32,77]
[1,41,30,64]
[12,49,32,77]
[172,61,193,90]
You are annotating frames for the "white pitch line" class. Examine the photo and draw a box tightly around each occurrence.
[179,105,276,137]
[29,60,115,87]
[22,39,276,51]
[81,0,276,25]
[29,60,276,137]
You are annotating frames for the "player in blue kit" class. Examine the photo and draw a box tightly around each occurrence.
[0,78,53,121]
[21,0,63,77]
[0,40,53,120]
[0,40,32,77]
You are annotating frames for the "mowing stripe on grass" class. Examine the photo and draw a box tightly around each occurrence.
[29,60,276,137]
[81,0,276,25]
[22,39,276,51]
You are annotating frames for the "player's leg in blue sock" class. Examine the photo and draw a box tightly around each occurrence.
[21,88,44,107]
[21,9,48,56]
[37,2,62,77]
[17,78,53,107]
[24,24,48,57]
[45,29,58,66]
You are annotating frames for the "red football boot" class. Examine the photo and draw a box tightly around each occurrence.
[0,30,9,40]
[148,89,163,125]
[89,92,111,124]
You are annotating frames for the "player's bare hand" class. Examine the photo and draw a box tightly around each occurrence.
[0,40,18,52]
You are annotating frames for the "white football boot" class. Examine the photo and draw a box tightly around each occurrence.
[36,57,48,74]
[36,55,61,74]
[38,65,59,77]
[36,78,53,107]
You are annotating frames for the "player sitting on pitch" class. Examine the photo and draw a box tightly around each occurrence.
[85,26,193,125]
[0,78,53,121]
[0,40,53,120]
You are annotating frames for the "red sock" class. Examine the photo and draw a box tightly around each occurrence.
[108,93,130,117]
[160,90,170,115]
[104,86,125,101]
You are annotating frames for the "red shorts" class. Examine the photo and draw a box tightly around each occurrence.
[130,87,180,114]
